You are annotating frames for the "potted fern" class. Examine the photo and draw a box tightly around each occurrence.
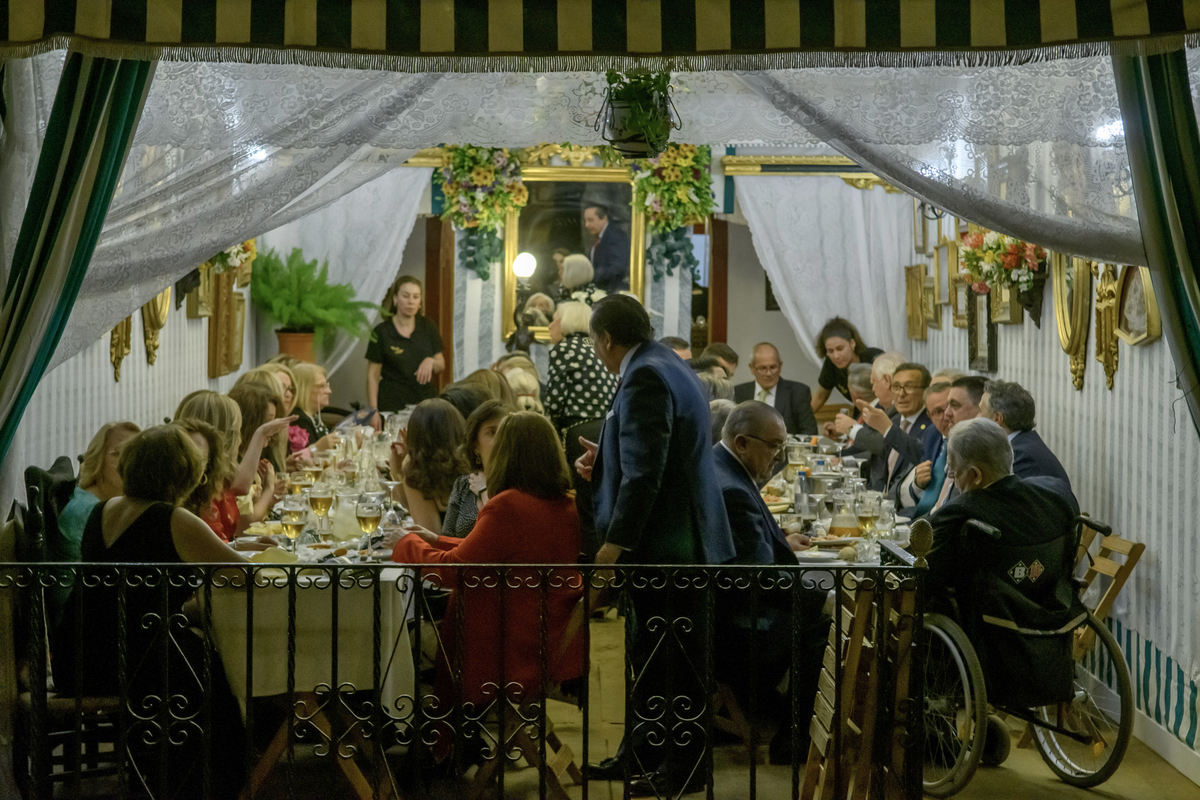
[597,69,679,157]
[250,247,380,363]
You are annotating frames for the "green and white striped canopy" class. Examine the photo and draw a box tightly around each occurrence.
[2,0,1197,71]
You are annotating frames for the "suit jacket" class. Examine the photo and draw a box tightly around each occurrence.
[712,444,795,568]
[857,409,934,493]
[593,340,735,565]
[590,224,631,294]
[733,378,819,436]
[1011,430,1071,488]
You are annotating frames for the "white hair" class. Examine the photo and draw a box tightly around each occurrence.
[871,350,908,381]
[505,368,545,415]
[946,417,1013,479]
[561,254,594,290]
[555,301,593,336]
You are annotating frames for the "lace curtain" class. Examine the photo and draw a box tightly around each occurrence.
[256,166,432,381]
[734,177,915,372]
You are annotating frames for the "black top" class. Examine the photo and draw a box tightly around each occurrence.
[545,332,619,431]
[818,346,884,400]
[292,408,328,451]
[366,316,444,412]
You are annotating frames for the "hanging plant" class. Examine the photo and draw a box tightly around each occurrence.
[434,145,528,279]
[631,144,714,232]
[457,228,503,282]
[595,69,680,158]
[958,230,1050,326]
[647,227,699,283]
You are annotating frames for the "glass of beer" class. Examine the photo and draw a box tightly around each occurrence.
[356,497,384,538]
[308,483,334,541]
[279,499,307,553]
[856,494,881,538]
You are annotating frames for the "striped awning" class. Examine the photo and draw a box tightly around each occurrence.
[2,0,1198,71]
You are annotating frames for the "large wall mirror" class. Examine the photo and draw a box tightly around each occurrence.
[503,164,645,341]
[1052,252,1093,390]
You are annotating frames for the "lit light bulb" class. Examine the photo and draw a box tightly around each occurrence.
[513,252,537,278]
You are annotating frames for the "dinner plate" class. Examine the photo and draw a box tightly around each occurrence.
[766,501,790,513]
[811,537,861,548]
[895,516,911,524]
[796,549,838,561]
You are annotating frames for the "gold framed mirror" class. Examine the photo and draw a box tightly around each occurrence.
[502,165,646,342]
[1052,253,1092,390]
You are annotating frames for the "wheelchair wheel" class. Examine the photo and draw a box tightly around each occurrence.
[1032,613,1132,787]
[922,613,988,798]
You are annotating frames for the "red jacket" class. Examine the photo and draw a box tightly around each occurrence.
[392,489,586,706]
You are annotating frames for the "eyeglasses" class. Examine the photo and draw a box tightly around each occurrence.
[744,434,787,458]
[891,383,926,395]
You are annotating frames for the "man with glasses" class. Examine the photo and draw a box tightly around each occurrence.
[733,342,818,435]
[854,362,938,493]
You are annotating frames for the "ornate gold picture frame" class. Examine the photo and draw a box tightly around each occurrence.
[912,198,928,256]
[990,283,1024,325]
[1115,265,1161,346]
[905,264,927,341]
[141,286,171,365]
[966,290,997,372]
[923,276,941,330]
[186,264,214,319]
[1053,253,1092,390]
[949,272,969,328]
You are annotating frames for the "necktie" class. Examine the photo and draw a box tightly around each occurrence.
[886,419,911,477]
[757,387,769,402]
[912,446,947,517]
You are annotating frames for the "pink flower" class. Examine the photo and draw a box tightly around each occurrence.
[288,425,309,451]
[971,281,991,294]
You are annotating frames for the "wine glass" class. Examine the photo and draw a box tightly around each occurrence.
[875,500,896,540]
[856,494,881,538]
[356,497,384,545]
[279,499,307,554]
[308,483,334,542]
[808,493,828,524]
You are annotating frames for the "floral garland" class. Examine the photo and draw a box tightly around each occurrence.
[959,230,1048,294]
[630,144,714,232]
[208,239,256,274]
[435,146,528,232]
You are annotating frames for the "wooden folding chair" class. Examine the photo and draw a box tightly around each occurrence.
[712,682,759,762]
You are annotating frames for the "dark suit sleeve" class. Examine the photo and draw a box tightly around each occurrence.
[722,486,774,565]
[926,505,968,600]
[790,384,818,435]
[883,423,926,466]
[852,425,889,456]
[603,367,675,553]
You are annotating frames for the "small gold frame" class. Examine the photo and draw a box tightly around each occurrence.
[912,198,928,255]
[1115,265,1161,346]
[923,276,941,330]
[1094,263,1120,389]
[990,283,1024,325]
[1053,253,1092,390]
[502,165,646,342]
[110,316,132,382]
[140,286,170,365]
[949,272,969,328]
[186,263,214,318]
[905,264,927,341]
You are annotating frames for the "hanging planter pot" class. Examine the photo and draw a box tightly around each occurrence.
[595,69,680,158]
[1015,271,1049,328]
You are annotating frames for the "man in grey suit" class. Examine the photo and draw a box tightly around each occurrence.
[732,342,818,435]
[979,379,1072,490]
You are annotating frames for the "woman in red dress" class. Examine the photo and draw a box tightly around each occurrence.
[392,411,586,753]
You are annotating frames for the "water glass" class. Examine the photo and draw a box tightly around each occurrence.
[876,500,897,539]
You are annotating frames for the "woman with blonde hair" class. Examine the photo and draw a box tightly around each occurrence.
[505,368,544,415]
[233,368,289,466]
[495,354,541,385]
[291,363,337,453]
[559,254,602,304]
[462,368,517,408]
[545,300,618,435]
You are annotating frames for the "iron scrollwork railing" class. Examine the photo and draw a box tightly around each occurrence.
[1,545,924,800]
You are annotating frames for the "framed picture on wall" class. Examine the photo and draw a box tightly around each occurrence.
[966,289,998,372]
[1115,265,1161,346]
[912,198,928,255]
[923,276,941,330]
[990,283,1024,325]
[905,264,927,340]
[949,272,969,328]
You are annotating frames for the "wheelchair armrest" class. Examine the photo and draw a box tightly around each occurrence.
[1078,515,1111,536]
[964,519,1002,540]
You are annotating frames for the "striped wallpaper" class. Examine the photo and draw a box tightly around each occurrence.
[910,294,1200,759]
[11,296,259,483]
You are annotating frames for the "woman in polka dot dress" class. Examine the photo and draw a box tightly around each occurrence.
[545,301,619,436]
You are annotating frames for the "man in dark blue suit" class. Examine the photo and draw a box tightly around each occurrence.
[732,342,819,435]
[711,401,829,764]
[852,362,938,495]
[585,204,630,294]
[575,294,734,795]
[979,379,1072,490]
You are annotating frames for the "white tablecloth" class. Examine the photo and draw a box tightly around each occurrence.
[206,567,415,718]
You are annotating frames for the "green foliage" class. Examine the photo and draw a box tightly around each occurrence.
[457,228,502,281]
[605,69,673,156]
[647,227,699,283]
[250,247,381,351]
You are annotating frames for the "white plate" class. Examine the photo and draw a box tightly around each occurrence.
[796,549,838,560]
[811,537,861,548]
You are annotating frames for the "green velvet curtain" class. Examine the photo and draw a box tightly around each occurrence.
[1111,50,1200,439]
[0,52,153,462]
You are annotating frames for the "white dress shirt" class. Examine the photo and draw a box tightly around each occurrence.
[754,383,777,407]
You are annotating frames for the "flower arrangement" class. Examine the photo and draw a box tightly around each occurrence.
[630,144,714,231]
[958,230,1048,295]
[208,239,256,274]
[435,146,528,232]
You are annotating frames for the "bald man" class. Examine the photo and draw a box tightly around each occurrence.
[732,342,818,435]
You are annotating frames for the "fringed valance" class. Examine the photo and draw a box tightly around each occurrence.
[2,0,1199,71]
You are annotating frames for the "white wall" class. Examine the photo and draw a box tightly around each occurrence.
[10,292,259,493]
[911,293,1200,777]
[725,221,821,389]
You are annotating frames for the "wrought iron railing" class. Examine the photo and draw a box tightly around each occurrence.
[2,543,925,800]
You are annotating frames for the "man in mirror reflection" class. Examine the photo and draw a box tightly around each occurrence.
[584,204,630,294]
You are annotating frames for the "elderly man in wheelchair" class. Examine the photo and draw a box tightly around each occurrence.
[920,418,1131,797]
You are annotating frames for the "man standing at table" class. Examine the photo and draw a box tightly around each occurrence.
[575,294,734,796]
[585,204,630,294]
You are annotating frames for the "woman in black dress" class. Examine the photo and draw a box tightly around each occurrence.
[53,425,248,799]
[367,275,445,413]
[811,317,884,413]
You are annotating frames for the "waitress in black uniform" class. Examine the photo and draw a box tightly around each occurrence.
[367,275,445,413]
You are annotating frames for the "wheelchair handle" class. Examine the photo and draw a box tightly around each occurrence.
[964,519,1002,540]
[1077,515,1112,536]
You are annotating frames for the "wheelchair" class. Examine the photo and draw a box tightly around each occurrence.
[921,516,1133,797]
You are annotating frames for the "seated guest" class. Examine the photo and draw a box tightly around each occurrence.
[267,353,303,370]
[545,301,619,435]
[700,342,739,379]
[980,379,1071,488]
[506,368,545,414]
[524,292,557,321]
[172,418,239,542]
[712,401,829,764]
[462,367,518,408]
[495,353,541,384]
[291,363,338,454]
[440,381,493,422]
[564,417,604,561]
[53,425,247,800]
[443,401,511,537]
[227,383,285,527]
[733,342,818,435]
[828,351,904,440]
[660,336,692,360]
[697,371,734,402]
[846,362,876,407]
[396,398,469,535]
[392,412,586,757]
[899,380,954,514]
[709,399,736,445]
[233,368,290,468]
[811,317,885,413]
[690,354,730,378]
[927,418,1083,708]
[853,362,937,496]
[559,253,603,304]
[265,362,298,415]
[924,375,988,514]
